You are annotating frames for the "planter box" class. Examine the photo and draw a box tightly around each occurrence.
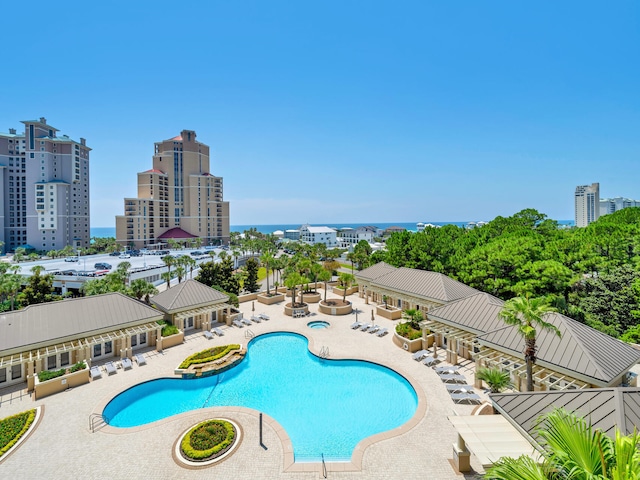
[318,301,353,316]
[238,292,258,303]
[34,367,90,400]
[257,293,285,305]
[333,286,359,296]
[159,331,185,350]
[377,305,402,320]
[392,332,425,353]
[298,292,321,303]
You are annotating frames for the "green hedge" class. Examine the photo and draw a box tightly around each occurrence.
[157,320,179,337]
[37,362,86,382]
[0,409,36,458]
[395,322,422,340]
[181,420,235,460]
[178,344,241,369]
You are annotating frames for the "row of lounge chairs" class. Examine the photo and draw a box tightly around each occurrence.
[412,349,441,366]
[90,353,147,380]
[203,327,225,339]
[350,321,389,336]
[231,313,270,328]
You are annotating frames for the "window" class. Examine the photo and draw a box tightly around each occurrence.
[105,341,112,354]
[60,352,70,367]
[140,332,147,345]
[131,335,138,347]
[0,368,6,383]
[187,317,194,328]
[48,355,57,370]
[94,344,102,357]
[11,364,21,380]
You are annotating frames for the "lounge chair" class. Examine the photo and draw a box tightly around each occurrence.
[368,325,380,334]
[376,328,388,337]
[203,330,214,340]
[90,366,102,379]
[440,374,467,384]
[251,315,261,323]
[121,357,133,370]
[446,384,474,394]
[258,313,270,321]
[412,349,429,361]
[434,365,460,374]
[232,319,244,328]
[351,321,363,329]
[421,356,440,366]
[450,392,482,404]
[360,323,372,332]
[135,353,147,366]
[437,368,460,376]
[241,317,252,326]
[104,361,117,375]
[212,327,224,336]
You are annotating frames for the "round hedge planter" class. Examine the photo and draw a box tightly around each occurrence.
[284,302,309,316]
[174,418,242,468]
[318,300,353,316]
[298,292,321,303]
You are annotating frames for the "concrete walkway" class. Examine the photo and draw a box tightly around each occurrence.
[0,289,486,479]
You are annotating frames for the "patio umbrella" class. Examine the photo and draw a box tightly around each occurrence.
[433,336,438,359]
[371,310,374,321]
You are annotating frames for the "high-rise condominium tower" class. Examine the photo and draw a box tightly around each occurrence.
[0,118,90,254]
[115,130,229,249]
[575,183,600,227]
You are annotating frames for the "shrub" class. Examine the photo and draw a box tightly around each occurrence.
[157,320,179,337]
[179,344,241,369]
[69,361,86,373]
[37,369,66,382]
[395,322,422,340]
[0,410,36,458]
[181,420,235,460]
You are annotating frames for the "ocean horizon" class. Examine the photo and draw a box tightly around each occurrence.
[91,219,575,238]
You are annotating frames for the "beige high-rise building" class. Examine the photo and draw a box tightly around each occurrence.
[115,130,229,249]
[575,182,600,227]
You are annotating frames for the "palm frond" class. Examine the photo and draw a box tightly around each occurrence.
[484,455,548,480]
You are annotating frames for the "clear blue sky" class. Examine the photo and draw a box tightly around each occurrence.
[1,1,638,226]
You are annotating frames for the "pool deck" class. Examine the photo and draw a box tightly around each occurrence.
[0,290,486,479]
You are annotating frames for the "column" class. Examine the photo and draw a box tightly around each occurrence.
[452,433,471,472]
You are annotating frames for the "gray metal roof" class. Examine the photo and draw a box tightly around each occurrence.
[0,293,163,355]
[371,267,479,303]
[151,279,228,313]
[477,312,640,385]
[491,388,640,440]
[354,262,398,282]
[427,292,506,334]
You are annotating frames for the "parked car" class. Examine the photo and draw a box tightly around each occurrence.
[64,257,78,262]
[119,253,131,259]
[109,251,121,256]
[190,251,204,256]
[94,262,112,270]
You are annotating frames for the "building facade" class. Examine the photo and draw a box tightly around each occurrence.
[0,118,90,253]
[575,183,600,227]
[600,197,640,216]
[299,224,337,247]
[115,130,230,249]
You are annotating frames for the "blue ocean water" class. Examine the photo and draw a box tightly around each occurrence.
[91,219,574,238]
[104,333,417,462]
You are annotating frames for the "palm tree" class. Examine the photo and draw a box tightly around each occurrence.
[128,279,158,303]
[30,265,45,276]
[318,268,332,302]
[207,250,217,263]
[174,265,186,283]
[161,271,172,288]
[284,272,304,307]
[401,308,422,330]
[475,367,512,393]
[484,408,640,479]
[337,272,355,303]
[162,255,175,288]
[499,296,559,392]
[346,251,356,275]
[260,251,274,295]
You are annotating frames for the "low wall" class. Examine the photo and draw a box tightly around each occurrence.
[257,293,285,305]
[298,292,321,303]
[34,367,90,400]
[377,305,402,320]
[238,292,258,303]
[159,331,185,350]
[318,301,353,316]
[392,332,425,353]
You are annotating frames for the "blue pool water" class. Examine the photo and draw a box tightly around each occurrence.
[307,320,330,329]
[103,333,417,462]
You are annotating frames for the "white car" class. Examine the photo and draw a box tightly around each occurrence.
[119,253,131,259]
[64,257,78,262]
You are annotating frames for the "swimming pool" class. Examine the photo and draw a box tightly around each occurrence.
[307,320,330,329]
[103,332,418,462]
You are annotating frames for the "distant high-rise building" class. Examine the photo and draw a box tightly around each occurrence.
[599,197,640,216]
[115,130,229,249]
[575,183,600,227]
[0,118,90,253]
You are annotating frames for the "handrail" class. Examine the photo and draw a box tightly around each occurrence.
[321,453,327,478]
[245,329,255,339]
[319,346,329,359]
[89,412,109,433]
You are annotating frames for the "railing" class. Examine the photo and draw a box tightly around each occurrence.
[319,346,330,359]
[245,329,255,339]
[321,453,328,478]
[89,413,109,433]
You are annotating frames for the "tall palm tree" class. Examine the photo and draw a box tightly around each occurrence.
[162,255,175,288]
[485,408,640,479]
[260,251,274,295]
[318,268,332,302]
[337,272,355,303]
[499,296,559,392]
[284,272,304,307]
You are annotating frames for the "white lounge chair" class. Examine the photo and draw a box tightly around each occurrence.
[440,374,467,384]
[232,319,244,328]
[121,357,133,370]
[90,366,102,379]
[437,368,460,376]
[258,313,270,321]
[435,365,460,373]
[376,328,388,337]
[368,325,380,334]
[446,384,474,394]
[450,392,482,404]
[421,356,440,366]
[212,327,224,336]
[412,349,429,361]
[251,315,261,323]
[360,323,372,332]
[135,353,147,366]
[241,317,252,326]
[351,321,363,329]
[203,330,214,340]
[104,361,117,375]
